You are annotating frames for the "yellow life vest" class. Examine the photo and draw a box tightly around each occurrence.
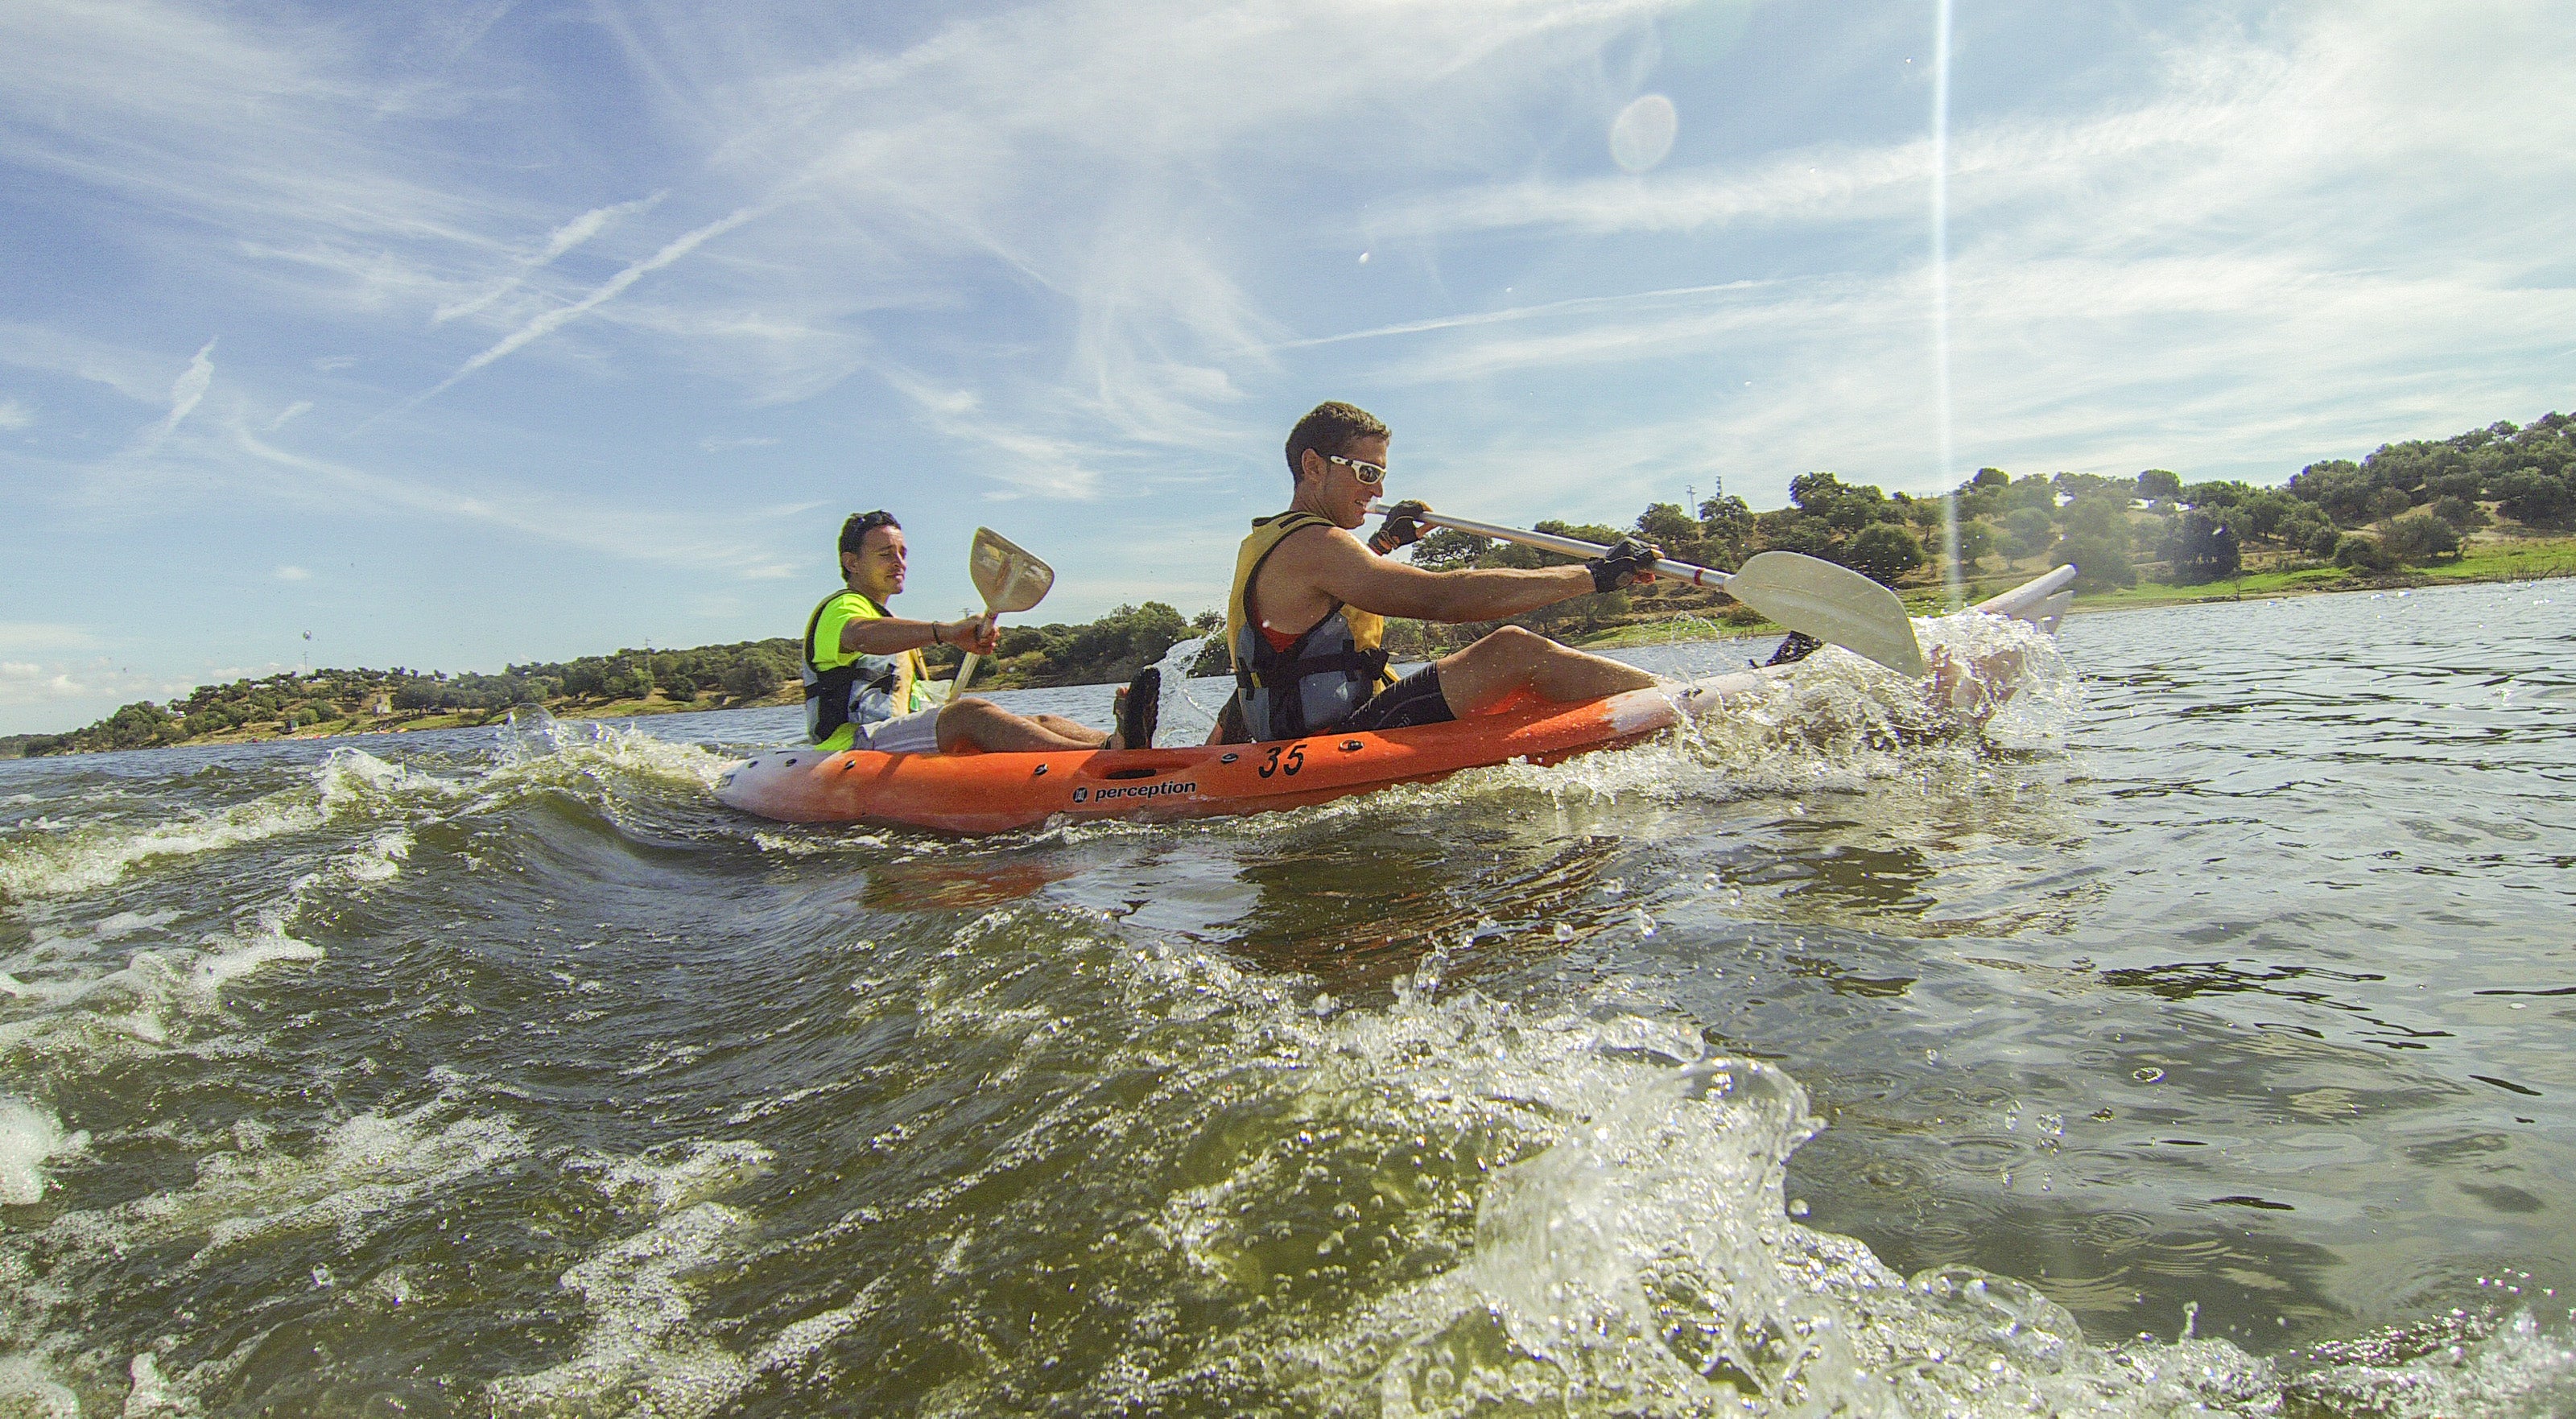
[1225,512,1394,740]
[803,590,929,745]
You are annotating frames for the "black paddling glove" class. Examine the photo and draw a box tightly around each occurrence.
[1370,500,1429,555]
[1587,538,1661,592]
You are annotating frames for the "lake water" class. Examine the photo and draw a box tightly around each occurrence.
[2,580,2571,1416]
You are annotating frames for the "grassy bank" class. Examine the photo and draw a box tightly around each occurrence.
[1938,533,2576,617]
[19,534,2572,757]
[1567,534,2576,649]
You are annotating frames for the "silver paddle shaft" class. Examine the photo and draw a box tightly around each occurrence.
[1370,504,1729,590]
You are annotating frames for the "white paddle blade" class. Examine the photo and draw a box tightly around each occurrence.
[968,528,1055,614]
[1727,551,1927,678]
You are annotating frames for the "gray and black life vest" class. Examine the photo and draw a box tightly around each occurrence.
[1224,512,1396,740]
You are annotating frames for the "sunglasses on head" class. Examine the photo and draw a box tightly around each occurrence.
[1324,454,1386,486]
[849,509,899,534]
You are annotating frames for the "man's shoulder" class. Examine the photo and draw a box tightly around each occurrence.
[808,589,873,668]
[814,588,881,621]
[1261,518,1360,571]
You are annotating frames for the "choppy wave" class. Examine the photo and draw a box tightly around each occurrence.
[0,748,455,901]
[6,589,2574,1416]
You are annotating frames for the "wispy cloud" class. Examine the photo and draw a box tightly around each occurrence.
[0,322,184,405]
[432,191,669,324]
[0,398,31,431]
[411,205,765,406]
[134,338,217,452]
[6,0,2574,699]
[274,564,312,581]
[877,366,1102,500]
[0,623,100,654]
[0,0,534,316]
[228,423,803,580]
[1296,1,2576,505]
[0,658,196,721]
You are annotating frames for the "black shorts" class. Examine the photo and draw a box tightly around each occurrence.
[1340,666,1455,734]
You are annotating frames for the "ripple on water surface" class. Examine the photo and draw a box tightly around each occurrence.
[2,584,2574,1414]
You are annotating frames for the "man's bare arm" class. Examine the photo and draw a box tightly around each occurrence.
[841,615,997,656]
[1305,528,1597,624]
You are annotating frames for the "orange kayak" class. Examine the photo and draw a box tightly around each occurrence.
[716,671,1755,835]
[715,567,2075,835]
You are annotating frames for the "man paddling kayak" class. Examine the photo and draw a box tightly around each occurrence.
[807,511,1158,755]
[1219,402,1664,743]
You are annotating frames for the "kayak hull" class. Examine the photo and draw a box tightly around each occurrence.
[714,565,2079,835]
[713,669,1761,835]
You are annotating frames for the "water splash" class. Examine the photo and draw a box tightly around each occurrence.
[0,747,456,901]
[1146,635,1220,744]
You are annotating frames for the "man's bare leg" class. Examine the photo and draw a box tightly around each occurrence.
[935,698,1113,753]
[1432,625,1659,717]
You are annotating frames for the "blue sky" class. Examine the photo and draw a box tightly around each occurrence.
[3,0,2572,734]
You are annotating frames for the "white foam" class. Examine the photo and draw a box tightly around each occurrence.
[0,1096,81,1207]
[487,714,733,798]
[1067,938,2574,1416]
[2285,1310,2576,1417]
[0,747,456,900]
[572,1140,775,1215]
[0,1355,80,1418]
[485,1169,881,1419]
[121,1351,192,1417]
[12,1103,531,1289]
[752,829,889,857]
[187,935,326,996]
[92,910,183,942]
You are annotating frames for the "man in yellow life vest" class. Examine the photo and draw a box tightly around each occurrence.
[1221,402,1663,743]
[807,511,1156,755]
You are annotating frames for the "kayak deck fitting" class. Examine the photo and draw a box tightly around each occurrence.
[715,565,2076,835]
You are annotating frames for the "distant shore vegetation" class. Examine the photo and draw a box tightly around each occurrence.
[12,409,2571,757]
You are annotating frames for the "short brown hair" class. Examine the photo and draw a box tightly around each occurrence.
[1284,402,1389,487]
[839,509,899,555]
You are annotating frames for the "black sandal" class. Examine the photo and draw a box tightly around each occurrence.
[1760,630,1824,667]
[1116,667,1160,750]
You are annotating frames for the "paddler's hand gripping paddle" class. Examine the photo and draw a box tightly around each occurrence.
[1367,503,1926,678]
[948,528,1057,696]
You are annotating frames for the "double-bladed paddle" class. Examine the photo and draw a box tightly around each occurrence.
[1368,503,1927,678]
[948,528,1056,696]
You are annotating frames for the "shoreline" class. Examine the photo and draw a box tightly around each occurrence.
[1576,537,2576,646]
[10,551,2573,758]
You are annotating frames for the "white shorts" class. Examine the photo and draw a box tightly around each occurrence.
[857,705,943,756]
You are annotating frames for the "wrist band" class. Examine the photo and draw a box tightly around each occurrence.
[930,623,942,647]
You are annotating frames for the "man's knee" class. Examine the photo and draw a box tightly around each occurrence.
[1467,625,1546,662]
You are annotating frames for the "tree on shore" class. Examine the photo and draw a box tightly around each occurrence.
[2162,509,2241,584]
[27,406,2571,754]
